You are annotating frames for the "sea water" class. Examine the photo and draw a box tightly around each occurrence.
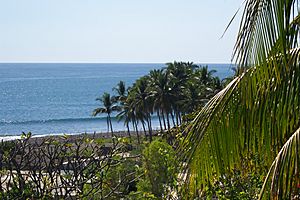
[0,63,233,137]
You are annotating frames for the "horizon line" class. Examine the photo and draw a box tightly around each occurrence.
[0,61,234,65]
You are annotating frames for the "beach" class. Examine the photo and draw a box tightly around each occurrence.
[0,130,135,142]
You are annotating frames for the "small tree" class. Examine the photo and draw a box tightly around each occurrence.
[131,139,178,199]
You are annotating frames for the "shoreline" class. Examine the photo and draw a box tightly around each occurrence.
[0,131,132,142]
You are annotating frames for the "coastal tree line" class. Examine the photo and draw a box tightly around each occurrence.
[93,61,228,143]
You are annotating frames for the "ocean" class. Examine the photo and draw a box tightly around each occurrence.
[0,63,233,137]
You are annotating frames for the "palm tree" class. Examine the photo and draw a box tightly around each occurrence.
[221,66,238,86]
[116,102,132,142]
[130,76,154,142]
[114,81,133,141]
[166,61,194,85]
[148,69,165,132]
[194,65,216,85]
[180,81,205,114]
[166,61,195,125]
[113,80,127,103]
[148,69,174,131]
[180,1,300,199]
[92,92,120,140]
[125,93,141,144]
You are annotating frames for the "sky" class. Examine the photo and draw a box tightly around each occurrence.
[0,0,243,63]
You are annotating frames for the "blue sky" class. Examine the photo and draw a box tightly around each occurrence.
[0,0,243,63]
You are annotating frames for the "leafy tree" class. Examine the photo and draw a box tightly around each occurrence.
[100,157,139,199]
[131,139,178,199]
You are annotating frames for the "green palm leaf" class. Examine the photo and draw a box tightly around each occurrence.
[179,0,300,199]
[259,126,300,199]
[92,107,107,116]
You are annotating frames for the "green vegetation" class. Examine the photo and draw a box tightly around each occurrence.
[93,62,224,142]
[93,92,121,135]
[130,139,178,199]
[0,134,179,199]
[180,0,300,199]
[3,0,300,199]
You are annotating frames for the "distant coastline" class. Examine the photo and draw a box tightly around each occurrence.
[0,63,233,136]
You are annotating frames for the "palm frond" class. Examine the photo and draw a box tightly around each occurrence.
[92,108,107,116]
[177,0,300,197]
[259,126,300,199]
[179,46,300,199]
[111,105,122,112]
[234,0,300,67]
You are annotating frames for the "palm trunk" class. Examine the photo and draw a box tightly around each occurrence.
[106,117,109,132]
[146,113,153,142]
[166,112,171,130]
[161,110,167,130]
[170,111,176,127]
[178,111,182,124]
[108,114,115,146]
[133,120,140,144]
[157,110,163,132]
[106,117,110,137]
[108,115,114,135]
[175,111,179,126]
[141,121,147,139]
[149,113,153,130]
[126,123,132,142]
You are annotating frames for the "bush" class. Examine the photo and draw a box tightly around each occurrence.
[202,169,264,200]
[130,139,178,199]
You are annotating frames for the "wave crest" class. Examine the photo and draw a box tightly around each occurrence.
[0,116,120,125]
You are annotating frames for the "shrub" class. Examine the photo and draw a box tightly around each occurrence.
[130,139,178,199]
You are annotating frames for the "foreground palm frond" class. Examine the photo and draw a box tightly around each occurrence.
[259,126,300,200]
[179,0,300,199]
